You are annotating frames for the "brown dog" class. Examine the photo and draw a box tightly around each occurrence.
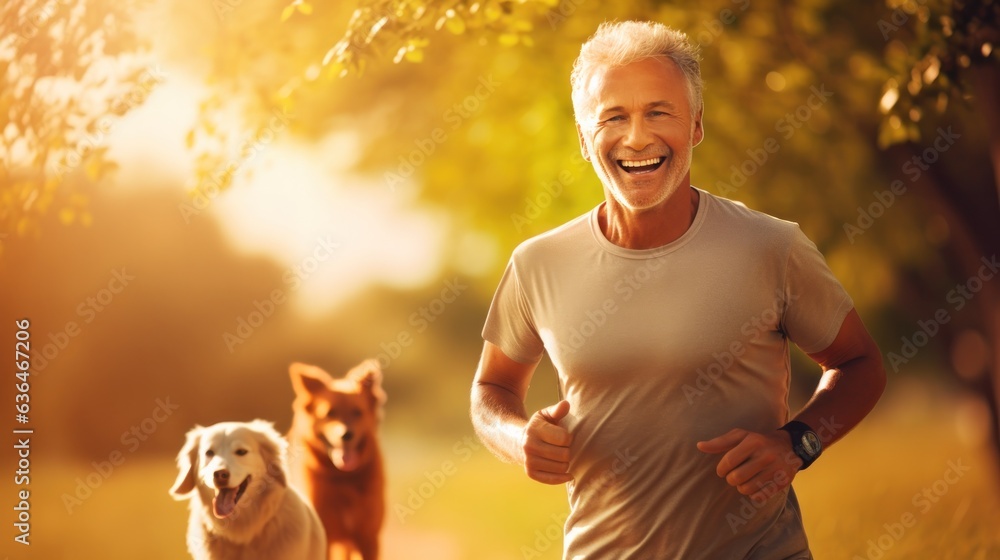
[288,360,386,560]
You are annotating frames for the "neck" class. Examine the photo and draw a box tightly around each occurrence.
[599,184,700,250]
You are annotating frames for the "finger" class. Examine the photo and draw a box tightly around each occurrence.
[715,438,758,478]
[524,454,570,475]
[528,470,574,485]
[524,433,572,462]
[530,418,573,447]
[696,428,748,455]
[724,453,770,487]
[539,400,571,424]
[738,472,786,501]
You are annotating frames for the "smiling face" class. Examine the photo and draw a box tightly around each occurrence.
[576,56,704,212]
[196,424,272,519]
[170,420,288,522]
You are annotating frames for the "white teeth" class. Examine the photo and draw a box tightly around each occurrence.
[619,158,662,168]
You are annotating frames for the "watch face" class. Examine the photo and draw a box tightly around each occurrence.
[801,432,821,456]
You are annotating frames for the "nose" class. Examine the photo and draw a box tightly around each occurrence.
[622,117,654,151]
[214,469,230,486]
[342,430,354,442]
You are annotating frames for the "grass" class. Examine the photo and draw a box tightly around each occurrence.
[3,379,999,560]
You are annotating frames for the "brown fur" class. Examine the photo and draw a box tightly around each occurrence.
[170,421,326,560]
[288,360,386,560]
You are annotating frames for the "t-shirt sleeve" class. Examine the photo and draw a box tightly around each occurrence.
[780,225,855,354]
[482,258,545,364]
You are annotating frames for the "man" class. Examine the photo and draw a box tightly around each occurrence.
[469,20,886,559]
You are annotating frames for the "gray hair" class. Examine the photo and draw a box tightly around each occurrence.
[570,20,704,124]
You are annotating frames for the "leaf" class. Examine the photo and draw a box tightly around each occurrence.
[281,4,296,21]
[404,47,424,63]
[322,44,339,66]
[444,9,465,35]
[879,83,899,114]
[369,16,390,43]
[498,33,519,47]
[445,15,467,34]
[484,2,502,21]
[394,46,408,64]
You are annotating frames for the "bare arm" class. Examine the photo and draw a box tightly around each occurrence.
[794,307,887,445]
[698,308,886,500]
[470,341,573,484]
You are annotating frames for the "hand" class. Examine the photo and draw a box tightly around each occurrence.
[520,400,574,485]
[696,428,802,503]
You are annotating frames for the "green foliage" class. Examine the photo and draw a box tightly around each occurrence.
[0,0,151,241]
[166,0,999,326]
[875,0,999,147]
[6,0,998,327]
[309,0,560,76]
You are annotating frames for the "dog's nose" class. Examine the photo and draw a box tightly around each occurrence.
[214,470,230,485]
[342,430,354,442]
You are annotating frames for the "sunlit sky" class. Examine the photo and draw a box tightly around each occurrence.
[108,67,449,316]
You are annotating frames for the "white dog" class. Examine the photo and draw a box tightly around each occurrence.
[170,420,326,560]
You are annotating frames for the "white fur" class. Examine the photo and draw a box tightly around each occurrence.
[170,420,326,560]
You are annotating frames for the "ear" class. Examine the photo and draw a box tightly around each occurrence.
[576,122,591,162]
[170,426,202,499]
[249,419,288,487]
[289,363,333,402]
[347,359,387,421]
[692,105,705,147]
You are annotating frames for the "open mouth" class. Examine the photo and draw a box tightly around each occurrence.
[326,436,367,472]
[617,157,665,174]
[212,475,250,519]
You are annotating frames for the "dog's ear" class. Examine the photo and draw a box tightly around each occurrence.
[347,359,387,420]
[170,426,203,499]
[289,363,333,405]
[249,419,288,488]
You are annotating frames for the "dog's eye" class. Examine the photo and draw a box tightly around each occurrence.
[235,449,248,456]
[351,409,362,419]
[205,449,215,458]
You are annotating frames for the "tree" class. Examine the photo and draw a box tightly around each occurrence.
[875,0,1000,460]
[4,0,999,466]
[234,0,998,465]
[0,0,154,246]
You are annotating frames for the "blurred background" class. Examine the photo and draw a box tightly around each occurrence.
[2,0,999,558]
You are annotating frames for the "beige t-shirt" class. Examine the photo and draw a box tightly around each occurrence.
[483,188,853,559]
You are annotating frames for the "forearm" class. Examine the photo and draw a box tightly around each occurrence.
[793,353,886,447]
[470,381,530,465]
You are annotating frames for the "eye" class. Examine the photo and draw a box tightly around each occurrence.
[351,408,362,419]
[205,449,215,458]
[235,449,248,456]
[605,115,626,123]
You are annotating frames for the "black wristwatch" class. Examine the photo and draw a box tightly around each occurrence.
[779,420,822,470]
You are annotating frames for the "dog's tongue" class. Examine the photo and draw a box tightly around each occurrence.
[331,447,360,471]
[213,487,238,519]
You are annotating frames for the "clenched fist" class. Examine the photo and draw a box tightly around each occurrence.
[697,428,802,503]
[521,400,574,484]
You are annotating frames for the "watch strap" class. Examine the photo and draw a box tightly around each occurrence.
[779,420,821,470]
